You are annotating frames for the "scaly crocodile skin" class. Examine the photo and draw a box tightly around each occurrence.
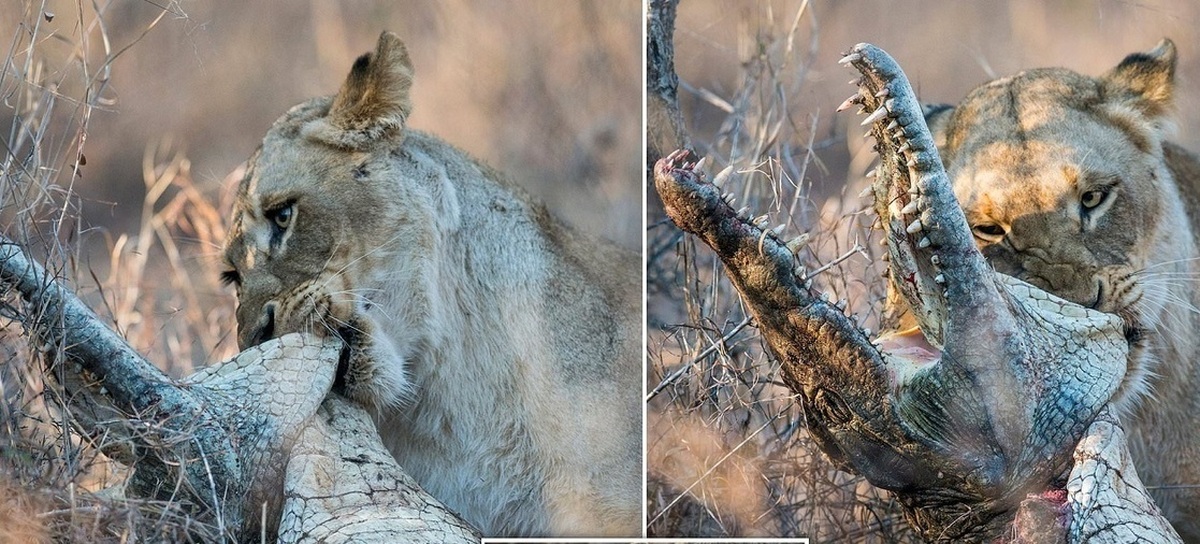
[0,239,480,542]
[653,43,1177,542]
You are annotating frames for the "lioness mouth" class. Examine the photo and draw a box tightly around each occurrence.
[334,324,358,390]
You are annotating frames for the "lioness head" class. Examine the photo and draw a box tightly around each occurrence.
[222,32,446,410]
[924,40,1185,413]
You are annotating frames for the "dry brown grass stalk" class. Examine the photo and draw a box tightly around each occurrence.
[646,2,911,540]
[0,1,229,541]
[651,0,1200,540]
[5,1,640,540]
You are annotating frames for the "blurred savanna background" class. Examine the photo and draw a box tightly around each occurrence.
[647,0,1200,540]
[1,0,637,540]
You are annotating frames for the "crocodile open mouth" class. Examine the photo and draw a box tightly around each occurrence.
[842,44,1142,403]
[653,42,1132,540]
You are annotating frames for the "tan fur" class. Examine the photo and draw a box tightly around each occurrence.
[922,39,1200,540]
[221,32,640,537]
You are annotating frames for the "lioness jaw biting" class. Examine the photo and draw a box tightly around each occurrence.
[222,31,641,537]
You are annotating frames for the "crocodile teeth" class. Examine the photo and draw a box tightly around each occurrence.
[835,298,848,310]
[907,157,918,167]
[849,77,863,86]
[736,206,751,217]
[865,169,877,179]
[906,219,923,234]
[935,274,946,284]
[803,278,813,289]
[858,185,873,198]
[901,201,919,215]
[862,327,872,337]
[897,142,911,154]
[918,236,931,248]
[874,88,889,98]
[753,214,770,227]
[786,234,809,253]
[837,94,862,112]
[884,98,896,111]
[724,194,737,206]
[886,120,900,131]
[693,156,707,173]
[820,291,830,302]
[838,53,862,65]
[712,164,734,188]
[772,224,786,236]
[861,106,889,126]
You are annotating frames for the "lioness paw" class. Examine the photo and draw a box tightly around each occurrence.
[336,314,412,412]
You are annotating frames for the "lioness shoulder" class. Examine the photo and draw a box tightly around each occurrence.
[918,39,1200,540]
[222,32,641,537]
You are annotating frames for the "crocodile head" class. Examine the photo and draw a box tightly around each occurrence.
[654,43,1131,540]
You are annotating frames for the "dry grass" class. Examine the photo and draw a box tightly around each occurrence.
[0,2,229,540]
[0,0,639,541]
[15,0,641,251]
[646,4,906,540]
[647,0,1200,540]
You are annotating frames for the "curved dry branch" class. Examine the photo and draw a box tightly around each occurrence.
[646,0,690,165]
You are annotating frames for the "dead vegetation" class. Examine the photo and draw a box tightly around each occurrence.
[645,3,910,540]
[647,0,1200,540]
[0,1,230,540]
[1,1,638,541]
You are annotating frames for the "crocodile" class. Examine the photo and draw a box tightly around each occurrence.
[0,239,480,542]
[653,43,1179,542]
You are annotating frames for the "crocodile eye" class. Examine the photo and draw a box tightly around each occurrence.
[267,203,294,230]
[972,223,1006,242]
[1080,189,1108,210]
[220,269,241,287]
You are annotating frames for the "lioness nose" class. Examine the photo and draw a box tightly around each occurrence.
[244,301,278,348]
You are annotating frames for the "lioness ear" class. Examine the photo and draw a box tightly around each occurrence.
[305,31,414,149]
[1102,38,1176,119]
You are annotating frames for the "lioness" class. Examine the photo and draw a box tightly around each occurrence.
[220,32,640,537]
[909,40,1200,539]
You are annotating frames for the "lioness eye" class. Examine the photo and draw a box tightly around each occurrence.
[1080,189,1107,210]
[268,204,294,230]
